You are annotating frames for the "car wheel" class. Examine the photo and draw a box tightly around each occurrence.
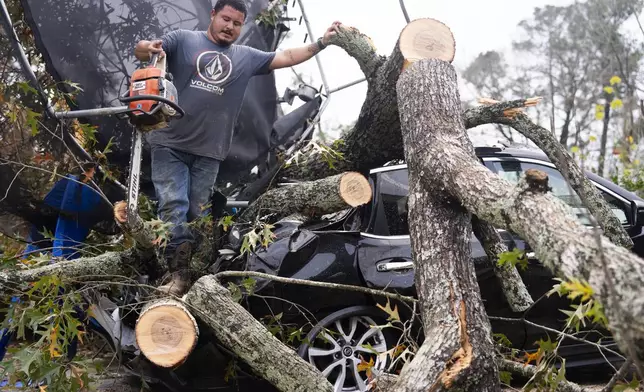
[297,306,397,392]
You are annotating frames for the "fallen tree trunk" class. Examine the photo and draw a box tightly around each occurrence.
[238,171,371,222]
[463,98,633,249]
[182,275,333,392]
[404,58,644,366]
[280,18,455,181]
[277,20,532,313]
[389,56,499,392]
[0,248,143,286]
[135,299,200,368]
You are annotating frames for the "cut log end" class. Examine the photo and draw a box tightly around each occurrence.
[524,169,549,194]
[399,18,455,70]
[114,201,127,224]
[135,300,199,368]
[339,172,372,207]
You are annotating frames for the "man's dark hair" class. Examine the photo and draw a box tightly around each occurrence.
[213,0,248,18]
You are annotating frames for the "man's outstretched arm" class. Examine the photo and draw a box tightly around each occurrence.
[269,21,341,70]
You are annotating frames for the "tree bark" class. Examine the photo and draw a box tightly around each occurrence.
[0,248,143,287]
[463,98,633,249]
[390,59,499,391]
[471,216,533,312]
[414,59,644,363]
[280,18,454,181]
[237,171,371,223]
[182,275,333,392]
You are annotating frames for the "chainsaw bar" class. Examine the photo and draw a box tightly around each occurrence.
[126,128,143,228]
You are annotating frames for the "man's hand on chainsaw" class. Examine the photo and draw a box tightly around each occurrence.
[135,39,165,61]
[148,40,166,59]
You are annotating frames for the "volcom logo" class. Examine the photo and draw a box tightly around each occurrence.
[196,51,232,84]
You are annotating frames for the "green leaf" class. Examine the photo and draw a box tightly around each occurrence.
[570,145,580,154]
[497,248,528,271]
[242,277,256,296]
[15,346,42,375]
[536,337,557,355]
[218,215,235,232]
[227,282,242,302]
[499,371,512,385]
[603,86,615,94]
[26,109,42,136]
[241,229,261,255]
[102,137,115,155]
[613,375,640,392]
[493,333,512,348]
[16,81,38,96]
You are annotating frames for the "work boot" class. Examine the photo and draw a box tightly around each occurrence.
[157,242,192,296]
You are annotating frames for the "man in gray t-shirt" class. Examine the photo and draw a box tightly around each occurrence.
[134,0,340,295]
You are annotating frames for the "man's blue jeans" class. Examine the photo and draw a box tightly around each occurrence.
[151,145,220,256]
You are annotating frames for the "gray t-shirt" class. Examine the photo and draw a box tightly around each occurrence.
[145,29,276,160]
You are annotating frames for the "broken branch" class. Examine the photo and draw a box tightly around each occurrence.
[463,98,633,249]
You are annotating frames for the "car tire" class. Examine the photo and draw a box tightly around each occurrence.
[297,306,399,392]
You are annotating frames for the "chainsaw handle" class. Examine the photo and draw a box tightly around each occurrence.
[149,53,159,67]
[119,95,185,118]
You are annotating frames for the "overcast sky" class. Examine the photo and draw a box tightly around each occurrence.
[269,0,642,144]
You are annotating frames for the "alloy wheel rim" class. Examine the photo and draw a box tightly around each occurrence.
[307,315,389,392]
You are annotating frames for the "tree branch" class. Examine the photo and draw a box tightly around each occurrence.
[471,216,534,312]
[601,358,633,392]
[214,270,417,304]
[462,98,633,249]
[182,275,333,392]
[328,25,384,79]
[497,359,588,392]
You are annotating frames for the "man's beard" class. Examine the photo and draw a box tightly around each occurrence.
[211,26,234,46]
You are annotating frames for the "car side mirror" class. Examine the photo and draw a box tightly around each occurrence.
[638,208,644,227]
[630,201,644,227]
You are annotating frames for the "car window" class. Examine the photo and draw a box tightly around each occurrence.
[370,169,410,236]
[486,159,631,226]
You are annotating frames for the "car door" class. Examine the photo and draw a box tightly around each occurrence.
[357,166,416,296]
[356,166,510,299]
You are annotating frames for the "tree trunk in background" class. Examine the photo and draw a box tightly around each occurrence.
[598,96,612,177]
[559,103,574,146]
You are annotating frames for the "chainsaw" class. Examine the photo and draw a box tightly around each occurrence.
[54,52,184,228]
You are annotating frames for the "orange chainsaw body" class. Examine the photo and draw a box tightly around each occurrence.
[125,56,179,129]
[128,67,164,115]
